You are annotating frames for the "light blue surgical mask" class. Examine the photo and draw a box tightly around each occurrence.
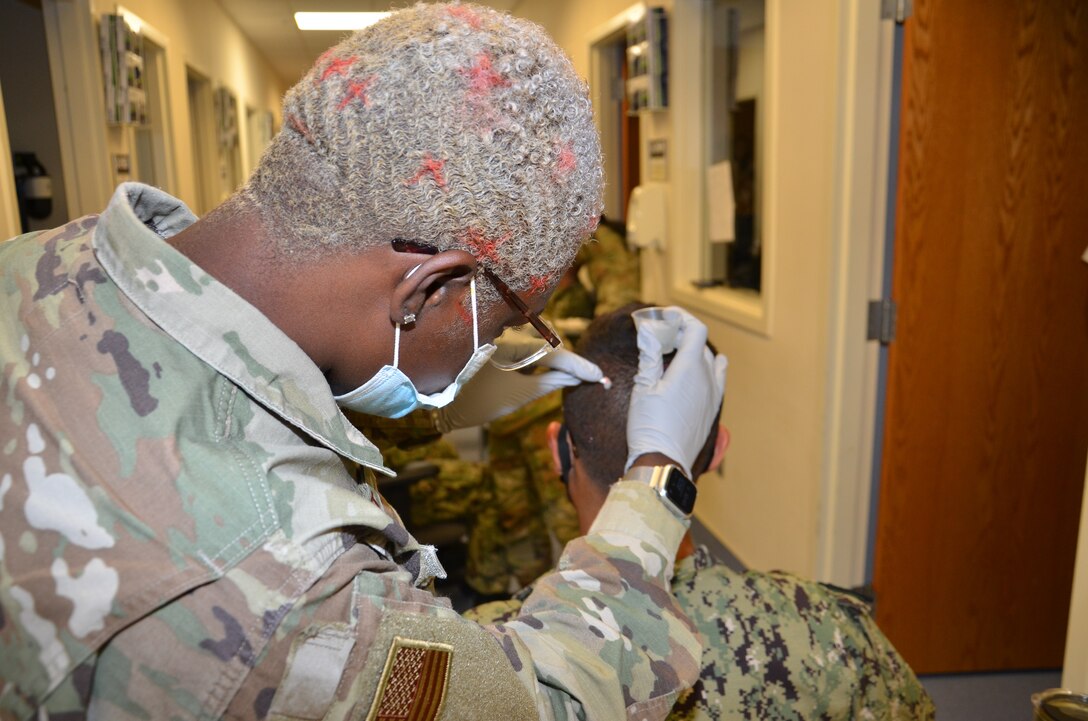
[334,274,496,418]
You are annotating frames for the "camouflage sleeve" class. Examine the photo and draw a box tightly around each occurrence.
[480,481,703,720]
[583,224,640,317]
[463,597,527,625]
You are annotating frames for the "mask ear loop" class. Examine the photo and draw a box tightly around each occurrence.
[393,264,423,370]
[392,322,402,369]
[557,423,573,485]
[470,276,479,349]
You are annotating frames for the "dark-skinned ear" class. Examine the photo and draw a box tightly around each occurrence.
[388,249,477,325]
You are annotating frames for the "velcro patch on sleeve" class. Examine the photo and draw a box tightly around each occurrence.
[270,624,356,719]
[365,636,452,721]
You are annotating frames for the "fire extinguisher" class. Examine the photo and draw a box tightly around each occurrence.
[13,152,53,234]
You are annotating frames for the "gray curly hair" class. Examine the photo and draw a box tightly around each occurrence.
[242,2,603,299]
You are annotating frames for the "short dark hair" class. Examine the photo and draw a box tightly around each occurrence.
[562,303,722,490]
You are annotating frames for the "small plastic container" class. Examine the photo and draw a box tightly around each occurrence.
[1032,689,1088,721]
[631,307,680,354]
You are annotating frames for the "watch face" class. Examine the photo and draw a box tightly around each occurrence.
[665,468,697,515]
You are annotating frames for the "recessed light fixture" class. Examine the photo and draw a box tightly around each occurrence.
[294,12,391,31]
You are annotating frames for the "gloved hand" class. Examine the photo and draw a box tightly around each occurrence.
[625,306,728,478]
[434,346,604,432]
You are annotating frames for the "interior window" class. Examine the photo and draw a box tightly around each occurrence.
[702,0,764,293]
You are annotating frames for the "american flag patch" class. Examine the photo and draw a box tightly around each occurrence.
[366,636,452,721]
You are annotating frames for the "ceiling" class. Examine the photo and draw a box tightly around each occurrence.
[218,0,522,87]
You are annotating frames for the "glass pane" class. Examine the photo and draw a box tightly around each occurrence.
[705,0,764,292]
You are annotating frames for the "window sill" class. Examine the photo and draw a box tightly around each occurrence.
[671,283,770,337]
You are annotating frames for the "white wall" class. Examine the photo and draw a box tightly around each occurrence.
[86,0,285,211]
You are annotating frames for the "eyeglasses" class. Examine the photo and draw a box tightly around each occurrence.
[390,238,562,371]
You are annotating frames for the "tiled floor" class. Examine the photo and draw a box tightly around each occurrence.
[920,670,1063,720]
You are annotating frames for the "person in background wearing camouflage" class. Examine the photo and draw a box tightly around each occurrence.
[454,218,644,596]
[0,5,730,719]
[467,304,936,721]
[476,216,643,578]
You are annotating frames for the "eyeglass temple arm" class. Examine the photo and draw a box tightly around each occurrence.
[480,267,561,348]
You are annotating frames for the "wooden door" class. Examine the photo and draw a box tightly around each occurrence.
[873,0,1088,674]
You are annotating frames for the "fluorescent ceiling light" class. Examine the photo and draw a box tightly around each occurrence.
[294,12,391,31]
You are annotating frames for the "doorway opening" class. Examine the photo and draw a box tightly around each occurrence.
[186,67,216,215]
[591,25,639,225]
[213,86,242,202]
[0,0,68,232]
[131,30,175,192]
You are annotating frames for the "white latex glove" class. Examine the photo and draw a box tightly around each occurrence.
[625,306,728,478]
[551,316,591,337]
[434,346,604,432]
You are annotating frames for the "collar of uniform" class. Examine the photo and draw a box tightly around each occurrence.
[93,183,392,476]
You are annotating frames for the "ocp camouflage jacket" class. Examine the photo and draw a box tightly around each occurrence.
[0,184,700,721]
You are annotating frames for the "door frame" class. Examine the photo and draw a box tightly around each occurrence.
[118,5,178,195]
[185,66,219,216]
[0,78,20,239]
[41,0,112,218]
[588,3,645,222]
[816,0,897,587]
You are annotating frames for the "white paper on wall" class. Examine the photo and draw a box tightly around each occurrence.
[707,160,736,243]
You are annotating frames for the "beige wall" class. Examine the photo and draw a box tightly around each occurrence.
[511,0,640,81]
[87,0,285,211]
[694,0,840,576]
[1063,459,1088,691]
[516,0,848,577]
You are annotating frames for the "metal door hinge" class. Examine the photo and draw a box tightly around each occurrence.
[881,0,912,23]
[867,299,897,344]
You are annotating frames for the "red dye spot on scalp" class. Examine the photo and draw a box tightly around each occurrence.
[313,49,336,77]
[447,5,483,28]
[338,76,376,111]
[528,274,552,296]
[584,213,602,236]
[459,52,509,98]
[287,114,316,145]
[555,141,577,178]
[321,55,358,82]
[461,228,512,266]
[405,154,447,189]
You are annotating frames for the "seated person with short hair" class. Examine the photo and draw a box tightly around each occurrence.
[466,303,935,721]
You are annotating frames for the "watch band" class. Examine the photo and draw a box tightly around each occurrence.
[622,464,697,518]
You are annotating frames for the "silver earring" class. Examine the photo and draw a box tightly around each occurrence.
[403,312,417,325]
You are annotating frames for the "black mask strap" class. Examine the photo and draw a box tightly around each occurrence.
[557,423,573,486]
